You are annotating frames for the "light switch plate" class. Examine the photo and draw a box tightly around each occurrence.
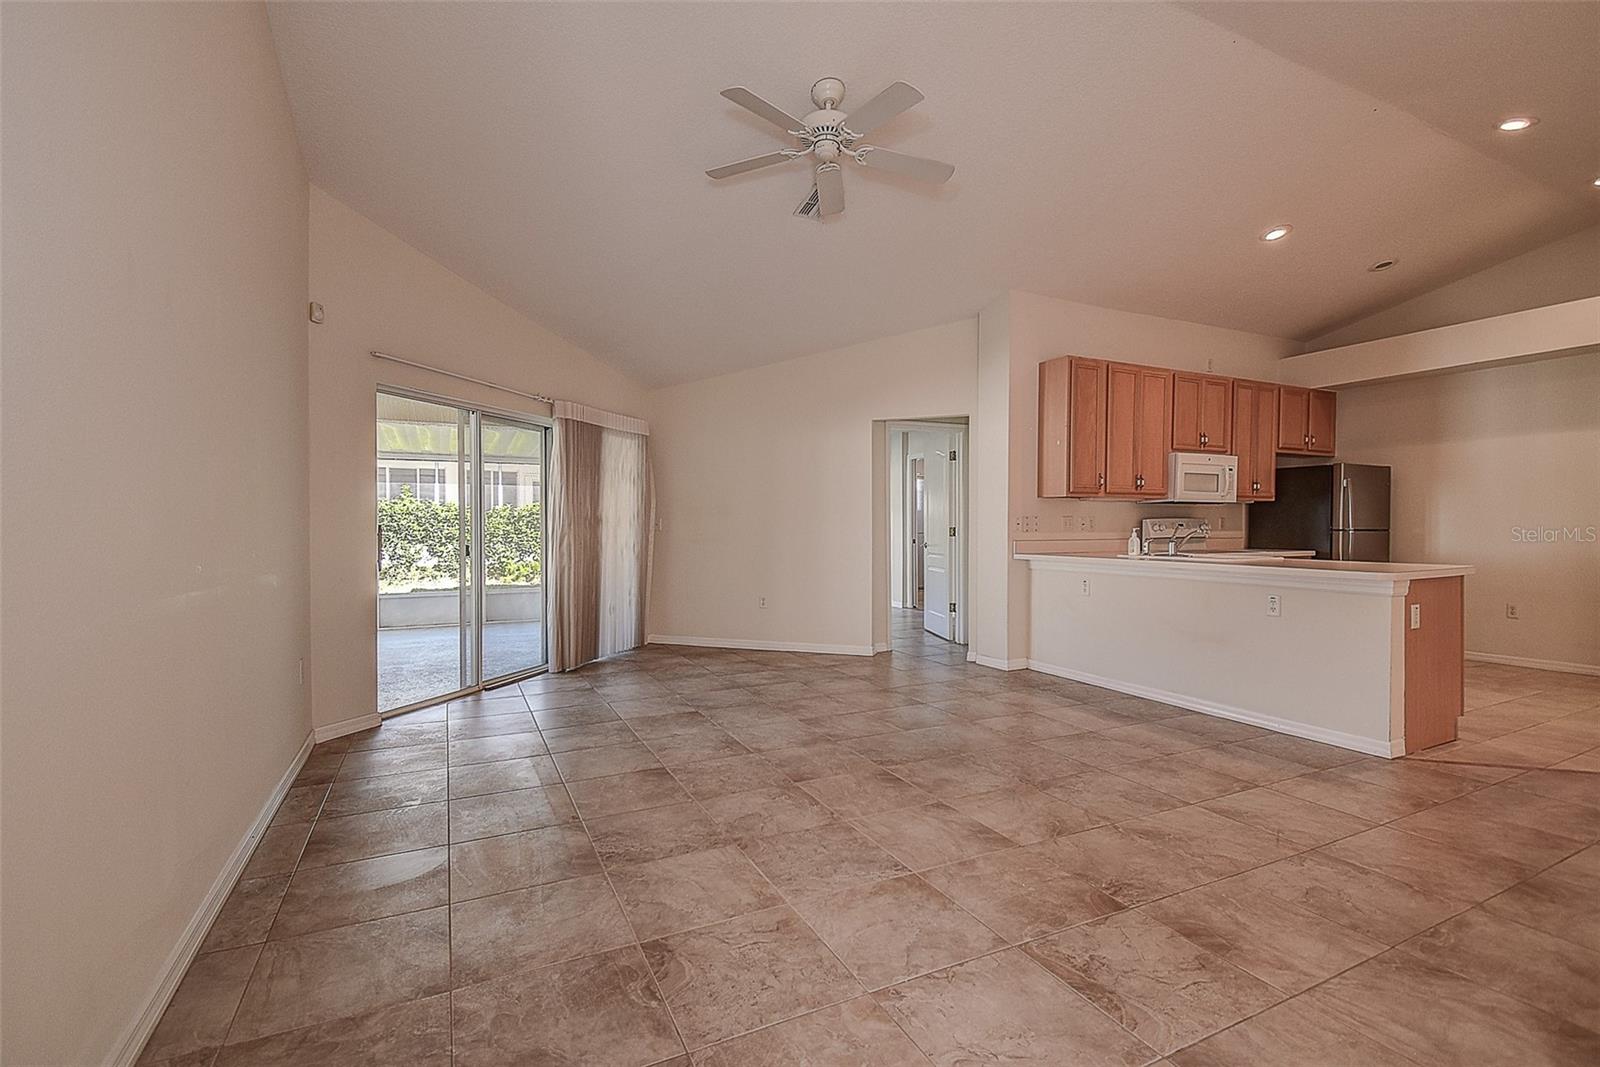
[1410,604,1421,629]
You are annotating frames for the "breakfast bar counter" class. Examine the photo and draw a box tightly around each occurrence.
[1017,551,1475,757]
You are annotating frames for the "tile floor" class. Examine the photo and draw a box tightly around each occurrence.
[142,614,1600,1065]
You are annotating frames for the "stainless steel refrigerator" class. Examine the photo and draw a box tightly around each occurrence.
[1247,463,1392,561]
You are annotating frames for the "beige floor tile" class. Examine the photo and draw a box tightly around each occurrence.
[448,732,550,768]
[1199,787,1371,850]
[1482,845,1600,951]
[448,823,601,902]
[270,847,447,939]
[1318,825,1535,904]
[1234,733,1363,770]
[1169,993,1418,1067]
[323,768,448,817]
[610,845,785,940]
[1042,732,1159,769]
[212,994,450,1067]
[241,823,312,880]
[1269,769,1437,822]
[690,996,928,1067]
[1038,768,1186,824]
[200,875,291,953]
[447,784,577,842]
[1229,852,1463,945]
[1399,907,1600,1031]
[587,801,731,866]
[532,703,620,730]
[1180,743,1316,784]
[874,948,1154,1067]
[1306,949,1600,1066]
[139,946,261,1064]
[564,767,692,818]
[947,785,1101,844]
[1113,756,1252,804]
[228,909,450,1044]
[882,755,1013,800]
[269,784,330,827]
[552,740,665,780]
[445,712,536,740]
[850,802,1016,870]
[1390,793,1590,870]
[449,874,633,986]
[541,719,639,752]
[921,843,1123,943]
[701,784,836,841]
[739,821,910,897]
[794,874,1005,989]
[1024,910,1282,1055]
[643,905,862,1049]
[798,767,935,818]
[1043,824,1218,905]
[445,755,560,800]
[337,744,447,781]
[668,753,794,800]
[761,740,881,781]
[970,742,1091,785]
[297,805,447,869]
[644,729,752,767]
[1119,805,1296,880]
[1143,878,1386,995]
[451,946,683,1067]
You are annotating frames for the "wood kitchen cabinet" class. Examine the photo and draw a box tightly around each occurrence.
[1105,362,1171,497]
[1234,379,1279,501]
[1171,372,1233,453]
[1278,386,1336,455]
[1038,356,1108,497]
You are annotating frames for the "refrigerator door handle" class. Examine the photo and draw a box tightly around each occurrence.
[1342,477,1353,531]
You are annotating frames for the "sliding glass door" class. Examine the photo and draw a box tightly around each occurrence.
[377,391,549,714]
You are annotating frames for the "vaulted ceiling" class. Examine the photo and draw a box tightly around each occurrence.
[267,2,1600,384]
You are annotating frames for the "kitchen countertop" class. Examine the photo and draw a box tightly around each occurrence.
[1016,550,1475,592]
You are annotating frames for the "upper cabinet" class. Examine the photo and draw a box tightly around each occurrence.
[1105,363,1172,497]
[1234,380,1279,502]
[1037,357,1333,500]
[1172,372,1233,454]
[1277,386,1337,455]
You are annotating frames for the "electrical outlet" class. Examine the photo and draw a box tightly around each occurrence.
[758,596,768,610]
[1410,604,1421,629]
[1079,578,1091,596]
[1081,514,1095,531]
[1506,603,1519,620]
[1266,594,1281,618]
[1013,515,1041,534]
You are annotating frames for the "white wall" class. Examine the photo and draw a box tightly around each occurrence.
[1307,226,1600,351]
[306,188,650,735]
[1,5,311,1063]
[1336,353,1600,671]
[649,320,978,653]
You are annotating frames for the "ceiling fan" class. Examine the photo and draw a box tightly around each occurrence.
[705,77,955,219]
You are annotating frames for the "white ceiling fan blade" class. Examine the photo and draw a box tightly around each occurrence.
[855,147,955,184]
[720,87,804,133]
[843,81,924,138]
[816,163,845,217]
[705,151,796,179]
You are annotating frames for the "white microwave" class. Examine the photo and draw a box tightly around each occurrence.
[1164,452,1238,502]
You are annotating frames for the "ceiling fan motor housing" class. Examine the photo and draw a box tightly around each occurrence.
[811,77,846,109]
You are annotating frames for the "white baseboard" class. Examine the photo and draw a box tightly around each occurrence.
[1026,658,1401,758]
[647,634,875,657]
[314,711,381,742]
[1466,651,1600,677]
[873,642,892,654]
[113,731,315,1067]
[973,655,1030,671]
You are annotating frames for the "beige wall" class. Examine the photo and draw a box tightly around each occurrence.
[1307,226,1600,351]
[1,5,311,1064]
[306,188,649,734]
[1336,354,1600,671]
[648,320,978,653]
[987,290,1302,663]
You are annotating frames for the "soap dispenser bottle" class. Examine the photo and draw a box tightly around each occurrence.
[1127,528,1141,557]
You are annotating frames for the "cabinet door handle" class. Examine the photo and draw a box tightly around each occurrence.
[1310,434,1317,446]
[1199,432,1207,446]
[1097,473,1105,488]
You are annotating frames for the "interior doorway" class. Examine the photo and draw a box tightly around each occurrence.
[886,419,968,646]
[376,389,550,714]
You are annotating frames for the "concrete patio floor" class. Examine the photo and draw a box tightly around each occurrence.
[378,621,545,712]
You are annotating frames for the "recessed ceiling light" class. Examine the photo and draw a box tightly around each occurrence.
[1497,116,1538,132]
[1368,259,1397,272]
[1260,225,1292,242]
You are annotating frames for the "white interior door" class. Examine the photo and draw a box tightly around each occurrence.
[922,439,953,639]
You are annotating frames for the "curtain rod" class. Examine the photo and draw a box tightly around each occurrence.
[370,350,554,405]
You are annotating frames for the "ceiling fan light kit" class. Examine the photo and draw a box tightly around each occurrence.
[706,77,955,219]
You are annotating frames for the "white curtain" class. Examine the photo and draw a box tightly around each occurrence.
[550,403,652,671]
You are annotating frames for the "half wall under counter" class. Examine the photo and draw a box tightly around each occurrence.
[1017,552,1475,758]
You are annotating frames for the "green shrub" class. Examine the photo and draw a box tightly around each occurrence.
[379,487,541,590]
